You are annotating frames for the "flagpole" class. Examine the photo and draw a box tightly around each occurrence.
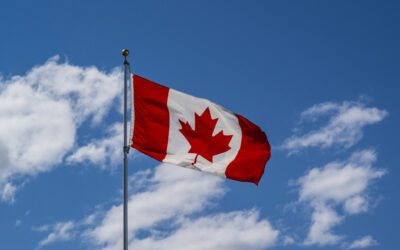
[122,49,130,250]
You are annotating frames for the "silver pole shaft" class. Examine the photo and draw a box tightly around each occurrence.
[122,50,130,250]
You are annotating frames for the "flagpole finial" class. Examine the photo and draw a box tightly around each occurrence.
[122,49,129,58]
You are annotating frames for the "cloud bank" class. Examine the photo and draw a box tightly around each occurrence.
[0,56,122,202]
[37,165,279,250]
[67,122,123,168]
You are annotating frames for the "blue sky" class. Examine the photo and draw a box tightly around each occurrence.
[0,1,399,249]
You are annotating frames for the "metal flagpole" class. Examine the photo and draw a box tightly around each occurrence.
[122,49,130,250]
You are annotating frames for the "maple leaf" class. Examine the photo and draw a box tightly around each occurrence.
[179,107,233,165]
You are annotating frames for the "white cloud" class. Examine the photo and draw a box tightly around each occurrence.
[129,210,278,250]
[304,202,343,246]
[348,235,378,249]
[67,123,123,168]
[0,56,123,201]
[282,236,295,246]
[23,56,122,123]
[296,150,384,246]
[85,165,279,250]
[36,165,279,250]
[36,211,103,248]
[38,221,76,248]
[298,150,384,206]
[85,164,227,248]
[0,182,18,203]
[0,82,75,178]
[299,102,339,121]
[343,195,368,215]
[282,101,387,153]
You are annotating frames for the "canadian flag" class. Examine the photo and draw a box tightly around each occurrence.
[131,75,271,185]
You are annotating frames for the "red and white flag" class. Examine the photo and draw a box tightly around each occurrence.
[130,75,271,184]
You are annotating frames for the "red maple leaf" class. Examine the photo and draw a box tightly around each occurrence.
[179,107,233,165]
